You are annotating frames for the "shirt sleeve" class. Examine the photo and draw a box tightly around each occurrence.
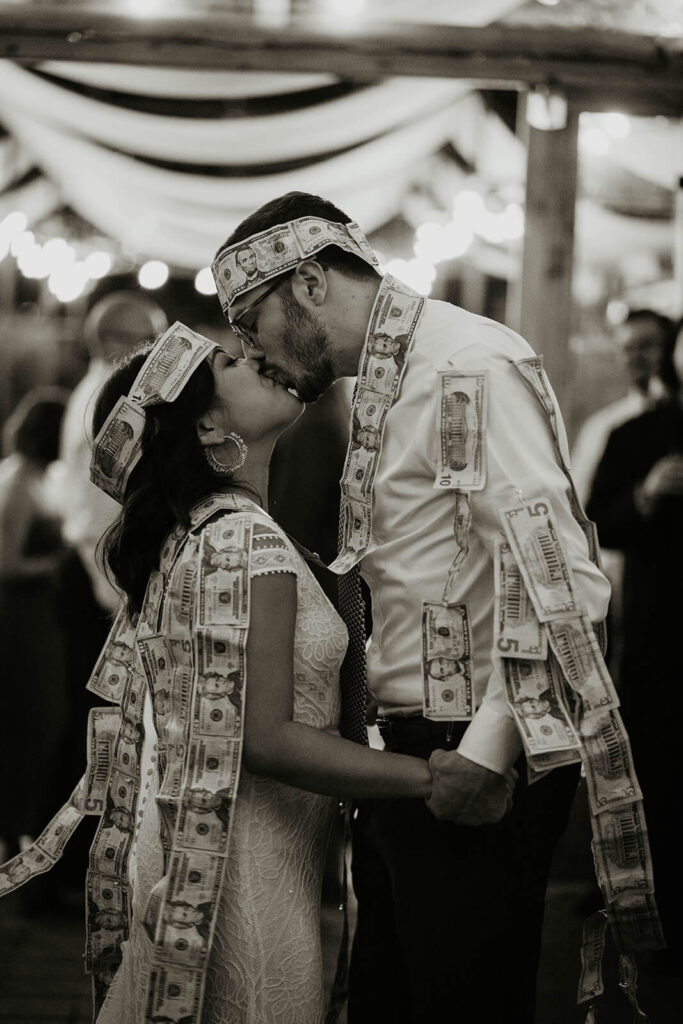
[437,325,611,775]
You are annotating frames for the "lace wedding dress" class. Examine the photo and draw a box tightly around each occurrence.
[96,514,346,1024]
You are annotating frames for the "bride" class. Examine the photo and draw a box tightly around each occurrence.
[0,323,435,1024]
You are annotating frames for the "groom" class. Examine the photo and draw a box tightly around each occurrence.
[211,193,610,1023]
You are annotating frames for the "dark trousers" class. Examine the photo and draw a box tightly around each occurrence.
[347,718,580,1024]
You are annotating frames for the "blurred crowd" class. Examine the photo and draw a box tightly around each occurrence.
[0,293,680,961]
[0,281,351,906]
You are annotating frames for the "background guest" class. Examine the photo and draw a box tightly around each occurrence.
[587,317,683,966]
[0,388,68,863]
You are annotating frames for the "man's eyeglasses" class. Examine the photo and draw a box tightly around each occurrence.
[228,269,295,352]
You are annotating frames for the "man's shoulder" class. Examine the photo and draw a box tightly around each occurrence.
[417,299,535,368]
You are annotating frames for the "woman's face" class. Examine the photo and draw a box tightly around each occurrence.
[208,349,303,443]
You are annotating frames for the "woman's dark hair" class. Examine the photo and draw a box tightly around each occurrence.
[3,387,68,465]
[217,191,380,283]
[93,341,227,618]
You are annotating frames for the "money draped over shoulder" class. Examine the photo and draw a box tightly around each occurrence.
[577,911,608,1004]
[81,708,121,815]
[421,602,473,720]
[435,372,487,491]
[494,537,547,660]
[330,276,423,574]
[547,616,619,717]
[580,711,642,815]
[591,801,655,904]
[197,519,252,628]
[146,964,204,1023]
[503,657,580,755]
[442,491,472,604]
[512,356,571,470]
[87,608,137,704]
[501,497,581,622]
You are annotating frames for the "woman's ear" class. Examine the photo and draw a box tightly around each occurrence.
[196,410,225,448]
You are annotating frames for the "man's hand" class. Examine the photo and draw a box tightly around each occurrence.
[425,749,515,826]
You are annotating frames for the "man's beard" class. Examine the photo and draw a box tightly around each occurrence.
[280,289,337,403]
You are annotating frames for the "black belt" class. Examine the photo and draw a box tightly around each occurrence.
[376,715,467,752]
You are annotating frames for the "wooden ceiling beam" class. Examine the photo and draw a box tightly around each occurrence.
[0,5,682,105]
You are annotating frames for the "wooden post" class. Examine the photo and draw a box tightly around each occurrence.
[508,99,579,409]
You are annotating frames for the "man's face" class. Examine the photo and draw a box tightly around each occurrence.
[617,321,665,389]
[230,277,336,404]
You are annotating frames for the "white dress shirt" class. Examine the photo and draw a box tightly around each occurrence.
[361,299,611,775]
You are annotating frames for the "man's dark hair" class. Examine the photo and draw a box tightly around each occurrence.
[624,308,678,392]
[217,191,379,283]
[624,308,673,341]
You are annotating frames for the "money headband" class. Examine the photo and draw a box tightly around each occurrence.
[90,321,218,504]
[211,216,379,312]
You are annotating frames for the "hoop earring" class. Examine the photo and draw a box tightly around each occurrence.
[205,432,248,474]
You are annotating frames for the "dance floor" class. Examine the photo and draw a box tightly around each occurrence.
[0,783,679,1023]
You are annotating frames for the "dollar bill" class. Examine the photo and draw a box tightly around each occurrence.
[197,519,251,628]
[591,801,655,903]
[294,217,378,269]
[195,629,244,738]
[214,218,378,309]
[435,372,487,491]
[513,356,571,469]
[0,845,52,894]
[146,964,204,1023]
[577,911,608,1003]
[330,279,422,574]
[501,498,581,621]
[214,226,303,310]
[527,745,582,775]
[81,708,120,814]
[581,711,642,815]
[175,787,232,854]
[343,445,377,505]
[153,851,225,968]
[421,602,473,720]
[87,912,127,976]
[166,559,199,634]
[503,657,580,755]
[187,738,241,795]
[137,570,165,638]
[87,871,130,934]
[607,893,666,953]
[90,817,131,879]
[90,395,146,502]
[494,538,547,660]
[35,799,84,862]
[128,323,216,407]
[337,496,372,561]
[358,278,423,396]
[547,616,619,717]
[87,608,136,703]
[441,491,472,604]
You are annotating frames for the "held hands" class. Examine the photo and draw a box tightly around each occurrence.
[425,748,516,826]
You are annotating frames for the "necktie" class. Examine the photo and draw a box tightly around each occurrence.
[337,558,369,746]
